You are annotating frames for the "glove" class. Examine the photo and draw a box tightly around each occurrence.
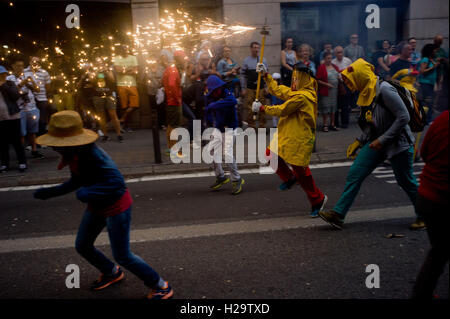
[33,187,54,200]
[255,63,267,74]
[346,140,361,160]
[252,101,263,113]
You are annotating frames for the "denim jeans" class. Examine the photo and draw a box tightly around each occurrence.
[333,144,420,219]
[75,207,161,288]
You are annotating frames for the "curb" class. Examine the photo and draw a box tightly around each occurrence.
[0,153,349,188]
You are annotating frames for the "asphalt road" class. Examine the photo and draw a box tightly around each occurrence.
[0,162,448,299]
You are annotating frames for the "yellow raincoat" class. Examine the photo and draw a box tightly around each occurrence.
[264,73,318,167]
[341,58,378,107]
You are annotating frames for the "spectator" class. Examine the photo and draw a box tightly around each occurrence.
[388,42,412,79]
[90,60,123,143]
[332,46,352,128]
[216,46,239,83]
[296,43,316,75]
[409,37,421,66]
[0,65,27,173]
[433,35,449,87]
[25,56,51,136]
[319,42,334,64]
[372,40,391,79]
[411,110,449,299]
[162,50,186,159]
[344,34,365,62]
[386,43,400,66]
[113,45,139,132]
[418,44,439,123]
[196,40,213,63]
[240,41,268,129]
[76,63,97,130]
[7,55,44,159]
[145,60,165,130]
[434,57,449,115]
[280,37,296,86]
[317,52,340,132]
[50,54,75,112]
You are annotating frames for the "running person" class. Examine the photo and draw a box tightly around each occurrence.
[33,111,173,299]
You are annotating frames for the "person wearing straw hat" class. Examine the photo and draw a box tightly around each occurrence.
[33,110,173,299]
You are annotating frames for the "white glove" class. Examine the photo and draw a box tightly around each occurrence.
[255,63,267,74]
[252,101,263,113]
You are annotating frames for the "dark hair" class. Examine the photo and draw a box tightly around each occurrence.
[284,37,293,44]
[421,43,437,59]
[376,39,391,50]
[396,41,409,54]
[250,42,260,48]
[323,51,333,59]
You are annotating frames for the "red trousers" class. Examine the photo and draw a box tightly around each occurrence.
[273,154,324,207]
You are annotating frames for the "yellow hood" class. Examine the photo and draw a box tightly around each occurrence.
[341,58,378,107]
[392,69,418,93]
[290,70,318,105]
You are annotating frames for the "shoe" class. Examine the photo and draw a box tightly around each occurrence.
[31,151,45,159]
[323,125,329,132]
[279,177,297,191]
[318,210,344,229]
[120,127,126,134]
[25,146,32,151]
[90,266,125,291]
[330,126,339,131]
[409,218,427,231]
[125,127,134,133]
[97,129,104,137]
[147,281,173,300]
[0,165,8,173]
[102,136,110,142]
[310,194,328,218]
[231,178,245,195]
[210,176,230,190]
[18,164,27,173]
[117,135,124,143]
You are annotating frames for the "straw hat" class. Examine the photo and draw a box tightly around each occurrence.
[36,111,98,147]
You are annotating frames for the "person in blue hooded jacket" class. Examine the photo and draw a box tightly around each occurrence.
[204,75,245,195]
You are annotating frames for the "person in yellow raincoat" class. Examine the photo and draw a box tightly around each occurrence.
[252,62,327,217]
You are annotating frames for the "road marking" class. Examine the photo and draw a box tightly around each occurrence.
[0,161,354,192]
[0,205,415,254]
[375,171,421,179]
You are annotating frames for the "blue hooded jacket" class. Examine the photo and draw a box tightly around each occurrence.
[204,75,238,132]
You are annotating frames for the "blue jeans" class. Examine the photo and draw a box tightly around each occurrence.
[75,207,161,288]
[333,144,420,219]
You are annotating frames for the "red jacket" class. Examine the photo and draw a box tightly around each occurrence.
[316,63,340,97]
[418,110,449,204]
[162,65,182,106]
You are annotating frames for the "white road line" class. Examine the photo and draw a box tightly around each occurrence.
[0,161,354,192]
[0,205,415,254]
[375,171,421,179]
[387,178,420,184]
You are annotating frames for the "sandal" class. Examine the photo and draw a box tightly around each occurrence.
[330,125,339,131]
[323,125,329,132]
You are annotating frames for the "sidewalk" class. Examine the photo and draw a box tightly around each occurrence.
[0,113,362,188]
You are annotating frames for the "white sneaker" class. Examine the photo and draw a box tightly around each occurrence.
[25,146,32,151]
[97,129,104,137]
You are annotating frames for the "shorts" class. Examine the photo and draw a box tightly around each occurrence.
[166,105,182,127]
[20,108,40,137]
[117,86,139,109]
[93,96,117,112]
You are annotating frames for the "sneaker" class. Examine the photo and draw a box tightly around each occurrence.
[117,135,124,143]
[147,281,173,300]
[97,129,105,137]
[210,176,230,190]
[409,218,427,231]
[19,164,27,173]
[310,194,328,218]
[0,165,8,173]
[31,151,45,159]
[318,210,344,229]
[102,136,110,142]
[125,127,134,133]
[231,178,245,195]
[279,177,297,191]
[25,146,32,151]
[90,266,125,291]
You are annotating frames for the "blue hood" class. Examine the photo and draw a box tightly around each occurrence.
[205,75,226,96]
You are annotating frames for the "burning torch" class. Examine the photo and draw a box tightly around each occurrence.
[253,23,270,121]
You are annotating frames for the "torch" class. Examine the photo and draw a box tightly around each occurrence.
[253,23,270,121]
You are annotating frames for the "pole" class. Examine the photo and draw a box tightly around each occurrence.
[253,24,270,122]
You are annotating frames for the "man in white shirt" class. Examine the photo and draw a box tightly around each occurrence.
[24,56,51,136]
[8,56,44,158]
[332,46,352,128]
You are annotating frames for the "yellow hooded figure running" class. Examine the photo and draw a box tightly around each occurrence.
[252,62,327,218]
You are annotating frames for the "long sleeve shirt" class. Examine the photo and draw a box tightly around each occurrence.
[204,88,238,132]
[162,65,182,107]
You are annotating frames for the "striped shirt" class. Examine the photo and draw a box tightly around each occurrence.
[24,67,51,101]
[6,74,37,111]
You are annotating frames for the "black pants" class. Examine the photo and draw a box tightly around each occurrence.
[0,118,26,167]
[412,194,449,299]
[36,100,50,136]
[335,93,350,128]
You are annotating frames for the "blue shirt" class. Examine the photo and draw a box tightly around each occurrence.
[418,57,437,85]
[410,51,421,66]
[204,88,238,132]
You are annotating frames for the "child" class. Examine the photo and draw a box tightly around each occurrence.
[204,75,245,195]
[33,110,173,299]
